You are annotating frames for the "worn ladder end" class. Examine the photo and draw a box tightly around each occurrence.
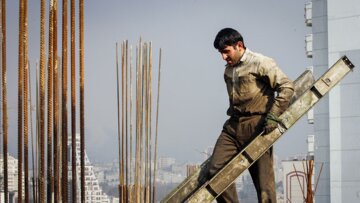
[341,55,355,70]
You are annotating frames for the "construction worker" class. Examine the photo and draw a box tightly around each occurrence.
[207,28,294,203]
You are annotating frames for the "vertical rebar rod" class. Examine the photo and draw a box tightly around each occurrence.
[116,42,121,200]
[52,2,60,201]
[61,0,69,202]
[79,0,85,201]
[47,1,54,201]
[39,0,46,202]
[34,62,39,203]
[53,56,59,203]
[29,61,35,202]
[70,0,77,202]
[116,41,123,201]
[18,0,25,201]
[144,42,149,203]
[121,41,125,203]
[1,0,8,202]
[137,40,143,202]
[129,45,133,199]
[140,42,145,203]
[152,48,162,203]
[135,43,140,203]
[23,1,29,201]
[148,42,153,203]
[24,60,29,203]
[125,40,129,203]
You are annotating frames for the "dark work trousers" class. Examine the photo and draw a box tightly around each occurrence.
[207,115,276,203]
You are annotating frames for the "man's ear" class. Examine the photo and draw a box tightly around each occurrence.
[236,41,244,49]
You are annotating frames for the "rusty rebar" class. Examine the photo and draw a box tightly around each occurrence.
[125,40,129,202]
[39,0,46,202]
[47,1,55,201]
[79,0,85,201]
[148,42,153,203]
[116,42,121,200]
[116,41,124,201]
[61,0,69,202]
[1,0,8,202]
[135,43,140,203]
[33,62,39,203]
[52,5,60,201]
[18,0,25,201]
[23,1,29,201]
[129,45,133,200]
[70,0,77,201]
[143,42,150,203]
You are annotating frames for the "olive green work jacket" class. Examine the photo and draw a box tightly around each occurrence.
[224,49,294,117]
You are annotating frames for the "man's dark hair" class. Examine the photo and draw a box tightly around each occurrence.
[213,28,244,50]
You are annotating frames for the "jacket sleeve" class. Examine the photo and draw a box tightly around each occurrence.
[258,57,294,116]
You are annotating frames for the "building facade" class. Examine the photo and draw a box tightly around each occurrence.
[0,154,24,202]
[68,134,110,203]
[307,0,360,202]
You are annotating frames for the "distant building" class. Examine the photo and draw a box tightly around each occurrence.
[0,154,24,202]
[68,134,110,203]
[158,157,175,170]
[306,1,360,202]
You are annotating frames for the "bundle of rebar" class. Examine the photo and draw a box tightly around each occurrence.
[116,39,162,203]
[0,1,86,202]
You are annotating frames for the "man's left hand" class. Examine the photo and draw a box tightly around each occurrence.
[264,113,281,134]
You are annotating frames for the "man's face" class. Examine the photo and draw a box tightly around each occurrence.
[219,42,244,66]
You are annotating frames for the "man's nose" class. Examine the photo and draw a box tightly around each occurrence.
[221,53,227,60]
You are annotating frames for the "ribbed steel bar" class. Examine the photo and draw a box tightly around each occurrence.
[28,62,35,202]
[129,45,133,200]
[70,0,77,201]
[47,1,54,201]
[144,42,149,203]
[121,41,125,202]
[53,56,59,203]
[152,48,162,203]
[143,42,148,203]
[140,42,145,202]
[116,42,121,200]
[18,0,25,201]
[1,0,8,202]
[125,40,129,203]
[79,0,85,201]
[23,0,29,201]
[53,5,60,200]
[39,0,46,202]
[51,0,60,202]
[33,62,39,203]
[61,0,69,202]
[148,42,153,203]
[135,43,140,203]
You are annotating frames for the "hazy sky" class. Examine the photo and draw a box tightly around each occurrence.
[4,0,314,164]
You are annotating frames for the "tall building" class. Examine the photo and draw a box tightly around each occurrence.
[0,154,24,202]
[68,134,110,203]
[306,1,360,202]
